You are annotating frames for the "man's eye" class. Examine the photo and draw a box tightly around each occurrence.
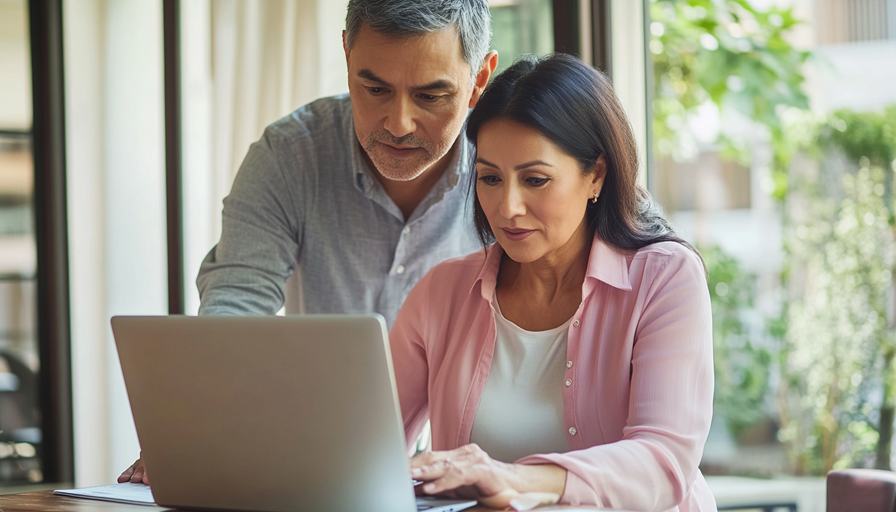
[478,175,500,186]
[526,177,549,187]
[367,87,386,95]
[419,94,439,102]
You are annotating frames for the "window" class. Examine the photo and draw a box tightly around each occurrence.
[816,0,896,44]
[646,0,896,494]
[489,0,555,73]
[0,0,41,486]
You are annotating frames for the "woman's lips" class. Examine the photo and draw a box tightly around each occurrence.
[500,228,535,241]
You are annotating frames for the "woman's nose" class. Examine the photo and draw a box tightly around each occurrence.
[499,184,526,218]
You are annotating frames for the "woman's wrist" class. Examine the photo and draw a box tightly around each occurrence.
[512,463,567,496]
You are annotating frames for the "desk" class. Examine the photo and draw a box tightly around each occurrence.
[0,490,599,512]
[0,490,170,512]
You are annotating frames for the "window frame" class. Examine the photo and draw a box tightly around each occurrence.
[28,0,74,485]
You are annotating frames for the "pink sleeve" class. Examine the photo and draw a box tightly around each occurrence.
[389,270,434,454]
[518,248,714,511]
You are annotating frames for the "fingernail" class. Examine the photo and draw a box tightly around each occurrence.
[424,483,435,493]
[410,468,421,476]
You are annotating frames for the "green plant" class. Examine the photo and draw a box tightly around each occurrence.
[649,0,811,199]
[702,244,771,439]
[821,107,896,169]
[650,1,896,475]
[819,106,896,221]
[780,162,896,474]
[780,107,896,472]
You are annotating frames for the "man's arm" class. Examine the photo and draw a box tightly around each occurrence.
[197,126,305,315]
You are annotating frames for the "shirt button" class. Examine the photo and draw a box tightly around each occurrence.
[567,360,573,369]
[402,226,411,235]
[569,426,577,436]
[573,320,579,327]
[565,378,572,387]
[396,265,405,275]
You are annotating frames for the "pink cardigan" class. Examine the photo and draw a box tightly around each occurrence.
[390,235,717,511]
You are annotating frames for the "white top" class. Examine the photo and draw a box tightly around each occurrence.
[469,299,573,463]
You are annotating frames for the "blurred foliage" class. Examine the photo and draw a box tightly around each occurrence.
[775,107,896,474]
[702,244,771,438]
[779,162,896,475]
[651,0,896,476]
[820,107,896,169]
[649,0,811,199]
[489,0,554,75]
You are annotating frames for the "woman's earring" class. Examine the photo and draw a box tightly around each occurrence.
[591,192,599,204]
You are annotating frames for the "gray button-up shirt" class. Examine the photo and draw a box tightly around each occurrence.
[197,95,481,327]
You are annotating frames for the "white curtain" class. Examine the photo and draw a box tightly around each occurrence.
[182,0,348,314]
[65,0,349,485]
[66,0,168,486]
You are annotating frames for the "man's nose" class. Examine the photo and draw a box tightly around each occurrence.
[383,96,417,139]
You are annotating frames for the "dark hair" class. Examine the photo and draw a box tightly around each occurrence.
[465,54,701,263]
[345,0,491,84]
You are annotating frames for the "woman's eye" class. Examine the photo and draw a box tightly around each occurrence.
[526,177,549,187]
[478,175,500,186]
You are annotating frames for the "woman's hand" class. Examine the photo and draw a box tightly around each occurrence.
[410,444,565,509]
[117,453,149,485]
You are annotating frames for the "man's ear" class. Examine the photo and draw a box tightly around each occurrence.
[343,30,350,66]
[468,51,499,108]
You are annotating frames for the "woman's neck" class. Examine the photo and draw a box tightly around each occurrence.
[496,222,593,330]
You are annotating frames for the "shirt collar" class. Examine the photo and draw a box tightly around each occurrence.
[473,244,503,302]
[350,135,375,195]
[472,233,633,303]
[584,234,632,292]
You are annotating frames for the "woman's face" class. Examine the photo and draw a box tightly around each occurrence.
[475,119,605,264]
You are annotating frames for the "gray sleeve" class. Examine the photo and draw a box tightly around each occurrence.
[197,127,305,315]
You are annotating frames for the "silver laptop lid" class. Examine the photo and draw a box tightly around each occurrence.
[111,315,417,512]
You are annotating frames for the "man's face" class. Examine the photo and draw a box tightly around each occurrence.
[344,25,478,182]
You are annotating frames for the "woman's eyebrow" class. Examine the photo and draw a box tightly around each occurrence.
[475,157,499,168]
[475,158,554,170]
[515,160,553,170]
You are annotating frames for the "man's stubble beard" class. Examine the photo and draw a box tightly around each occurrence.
[363,130,453,182]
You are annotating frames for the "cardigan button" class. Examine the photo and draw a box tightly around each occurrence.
[567,360,573,369]
[569,426,577,436]
[565,378,573,387]
[573,320,580,327]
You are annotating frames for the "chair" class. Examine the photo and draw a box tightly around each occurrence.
[827,468,896,512]
[0,351,39,433]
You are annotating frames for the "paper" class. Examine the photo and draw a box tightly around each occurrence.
[509,492,560,511]
[54,482,156,506]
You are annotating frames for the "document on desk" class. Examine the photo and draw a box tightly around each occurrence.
[54,482,156,506]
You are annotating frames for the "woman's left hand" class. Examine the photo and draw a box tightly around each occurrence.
[409,444,566,509]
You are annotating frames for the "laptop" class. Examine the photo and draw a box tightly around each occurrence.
[111,315,476,512]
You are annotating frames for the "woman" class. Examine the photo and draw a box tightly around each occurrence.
[390,54,716,511]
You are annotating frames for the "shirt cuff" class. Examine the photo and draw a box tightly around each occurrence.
[516,453,599,508]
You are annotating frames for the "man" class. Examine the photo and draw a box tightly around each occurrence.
[195,0,498,327]
[119,0,498,484]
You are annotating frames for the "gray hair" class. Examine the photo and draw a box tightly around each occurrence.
[345,0,492,85]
